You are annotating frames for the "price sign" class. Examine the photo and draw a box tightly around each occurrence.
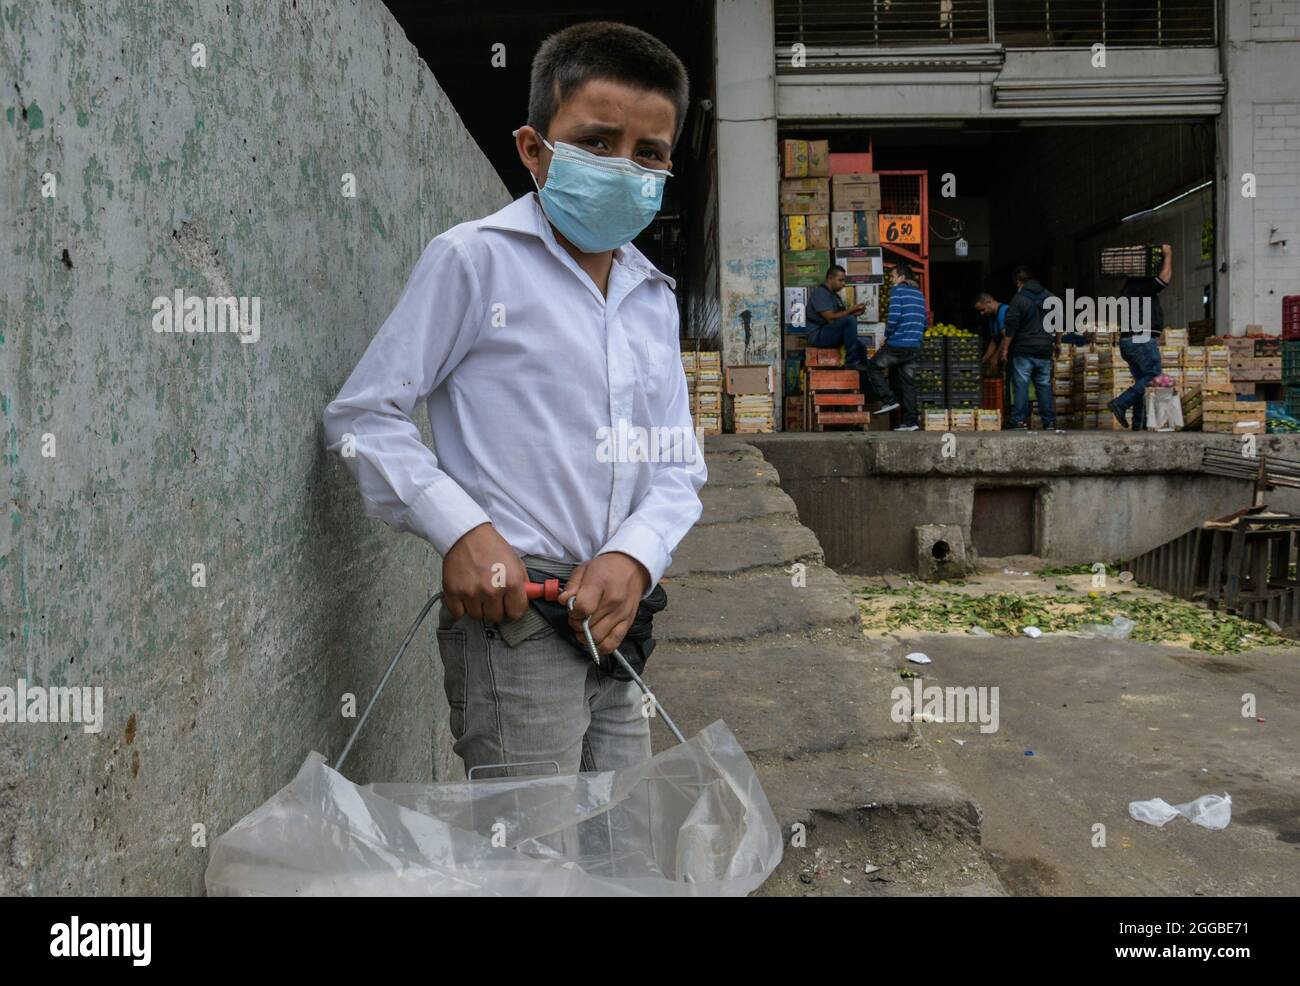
[879,214,921,245]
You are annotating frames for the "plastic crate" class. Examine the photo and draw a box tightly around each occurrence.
[946,337,983,362]
[1100,244,1163,278]
[1285,296,1300,341]
[919,338,946,363]
[982,378,1005,409]
[1283,341,1300,384]
[1287,386,1300,418]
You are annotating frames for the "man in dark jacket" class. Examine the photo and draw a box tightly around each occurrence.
[998,266,1056,430]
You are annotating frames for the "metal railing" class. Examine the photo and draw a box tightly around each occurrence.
[774,1,1217,51]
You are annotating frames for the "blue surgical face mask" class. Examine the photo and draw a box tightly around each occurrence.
[517,132,671,253]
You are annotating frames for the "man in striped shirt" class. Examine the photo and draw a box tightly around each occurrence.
[863,263,926,430]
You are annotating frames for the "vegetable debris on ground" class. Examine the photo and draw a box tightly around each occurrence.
[857,584,1293,655]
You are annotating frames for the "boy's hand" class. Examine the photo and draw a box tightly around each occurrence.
[442,523,529,624]
[560,552,651,655]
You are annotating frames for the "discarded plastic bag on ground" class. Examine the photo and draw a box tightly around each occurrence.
[1079,615,1136,640]
[205,720,783,896]
[1129,792,1231,830]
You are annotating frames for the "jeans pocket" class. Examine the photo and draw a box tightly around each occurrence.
[436,627,468,739]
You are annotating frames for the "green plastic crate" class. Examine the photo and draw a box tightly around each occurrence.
[1279,385,1300,416]
[1283,341,1300,384]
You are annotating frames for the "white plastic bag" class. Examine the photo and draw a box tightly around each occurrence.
[1129,792,1231,830]
[206,720,783,896]
[1174,792,1232,830]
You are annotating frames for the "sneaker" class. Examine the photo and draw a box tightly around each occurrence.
[1106,399,1129,428]
[1008,421,1029,431]
[876,401,900,414]
[893,423,920,432]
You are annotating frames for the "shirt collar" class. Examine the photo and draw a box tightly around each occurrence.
[478,193,676,290]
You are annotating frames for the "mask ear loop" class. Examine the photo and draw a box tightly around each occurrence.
[513,127,550,191]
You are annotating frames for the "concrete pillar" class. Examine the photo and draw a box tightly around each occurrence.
[714,0,781,371]
[1219,1,1300,335]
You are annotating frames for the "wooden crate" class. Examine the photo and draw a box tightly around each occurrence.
[806,346,843,367]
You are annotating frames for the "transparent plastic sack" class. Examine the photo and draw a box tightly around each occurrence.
[1129,792,1231,830]
[205,720,783,896]
[1079,615,1136,640]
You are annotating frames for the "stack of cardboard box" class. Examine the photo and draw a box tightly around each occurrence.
[726,364,776,434]
[682,351,722,436]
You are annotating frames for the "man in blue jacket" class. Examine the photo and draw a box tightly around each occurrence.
[863,263,927,430]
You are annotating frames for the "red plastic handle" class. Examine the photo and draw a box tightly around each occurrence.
[524,578,562,602]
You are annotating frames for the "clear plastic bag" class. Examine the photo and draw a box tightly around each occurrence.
[1129,792,1232,830]
[205,720,783,896]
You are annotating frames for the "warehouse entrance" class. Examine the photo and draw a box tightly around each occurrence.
[778,119,1218,432]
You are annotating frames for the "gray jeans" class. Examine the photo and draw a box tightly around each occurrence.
[437,608,652,778]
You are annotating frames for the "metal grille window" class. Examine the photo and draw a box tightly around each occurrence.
[776,1,991,48]
[994,0,1216,46]
[774,1,1217,51]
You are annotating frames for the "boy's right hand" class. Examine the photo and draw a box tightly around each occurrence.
[442,523,529,624]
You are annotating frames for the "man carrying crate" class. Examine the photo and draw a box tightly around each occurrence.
[1108,244,1174,430]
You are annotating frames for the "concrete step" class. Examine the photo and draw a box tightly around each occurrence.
[696,483,799,526]
[646,642,909,759]
[667,516,823,577]
[657,566,861,645]
[701,453,781,489]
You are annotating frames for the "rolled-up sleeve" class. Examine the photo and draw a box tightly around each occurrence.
[599,310,707,588]
[323,236,492,556]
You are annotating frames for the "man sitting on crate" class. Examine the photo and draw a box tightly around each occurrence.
[1108,244,1174,431]
[862,263,926,430]
[323,22,705,779]
[806,264,869,370]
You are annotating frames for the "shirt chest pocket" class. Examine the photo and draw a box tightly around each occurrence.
[632,331,672,401]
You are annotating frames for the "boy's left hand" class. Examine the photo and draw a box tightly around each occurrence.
[560,552,651,655]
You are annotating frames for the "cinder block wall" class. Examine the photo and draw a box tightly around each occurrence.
[0,0,508,894]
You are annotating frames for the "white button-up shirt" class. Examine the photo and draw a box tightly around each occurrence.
[323,193,706,588]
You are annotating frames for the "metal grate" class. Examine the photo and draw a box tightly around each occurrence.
[774,1,1216,51]
[994,0,1217,47]
[776,0,991,49]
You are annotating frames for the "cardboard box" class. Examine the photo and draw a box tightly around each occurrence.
[833,246,884,285]
[783,286,809,329]
[780,178,830,215]
[831,210,880,248]
[725,364,776,395]
[781,214,807,252]
[781,140,809,178]
[831,211,856,248]
[831,173,881,211]
[805,212,830,250]
[829,151,872,175]
[781,249,830,287]
[806,140,829,177]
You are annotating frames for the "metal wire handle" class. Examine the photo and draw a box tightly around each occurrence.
[334,591,442,773]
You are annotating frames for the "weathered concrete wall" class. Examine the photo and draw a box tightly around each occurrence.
[748,434,1300,573]
[1,0,508,895]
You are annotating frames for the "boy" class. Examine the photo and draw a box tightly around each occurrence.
[323,22,705,778]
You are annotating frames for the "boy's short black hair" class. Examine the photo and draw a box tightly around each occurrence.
[1013,265,1035,283]
[894,263,915,281]
[974,291,996,305]
[826,264,846,279]
[528,22,690,147]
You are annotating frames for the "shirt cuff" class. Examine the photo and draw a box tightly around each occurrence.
[401,476,493,557]
[599,521,670,596]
